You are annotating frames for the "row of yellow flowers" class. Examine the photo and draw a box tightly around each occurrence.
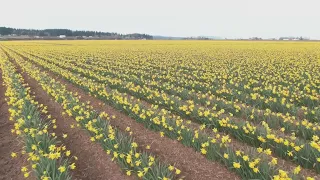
[5,48,179,180]
[0,49,74,179]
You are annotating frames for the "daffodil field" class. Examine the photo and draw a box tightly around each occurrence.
[0,40,319,180]
[0,47,74,179]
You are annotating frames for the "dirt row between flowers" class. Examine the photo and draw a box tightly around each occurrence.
[0,70,25,180]
[11,53,240,180]
[7,59,131,180]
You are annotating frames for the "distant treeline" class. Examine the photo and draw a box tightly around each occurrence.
[0,27,153,39]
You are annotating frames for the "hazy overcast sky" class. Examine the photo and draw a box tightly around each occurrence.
[1,0,319,38]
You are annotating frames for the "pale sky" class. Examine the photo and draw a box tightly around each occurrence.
[1,0,320,39]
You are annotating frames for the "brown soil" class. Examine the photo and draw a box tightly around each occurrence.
[19,72,132,180]
[0,70,25,180]
[24,63,240,180]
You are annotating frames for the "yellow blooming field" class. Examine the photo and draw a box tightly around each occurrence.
[0,40,320,180]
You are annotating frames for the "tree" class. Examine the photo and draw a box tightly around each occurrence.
[0,27,14,35]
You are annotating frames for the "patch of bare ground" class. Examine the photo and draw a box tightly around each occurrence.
[0,70,25,180]
[17,69,132,180]
[16,55,241,180]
